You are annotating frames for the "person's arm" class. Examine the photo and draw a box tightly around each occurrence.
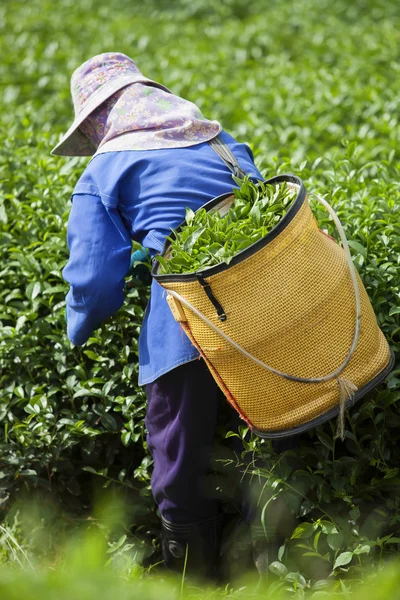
[63,193,132,345]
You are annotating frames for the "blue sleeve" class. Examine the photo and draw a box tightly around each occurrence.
[63,193,132,345]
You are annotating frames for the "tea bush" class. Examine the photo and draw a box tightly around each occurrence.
[1,506,400,599]
[0,0,400,592]
[1,505,400,599]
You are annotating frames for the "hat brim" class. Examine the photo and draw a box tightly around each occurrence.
[51,74,171,157]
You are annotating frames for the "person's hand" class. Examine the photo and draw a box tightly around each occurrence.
[126,247,152,288]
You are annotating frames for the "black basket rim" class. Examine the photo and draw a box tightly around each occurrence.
[152,173,306,283]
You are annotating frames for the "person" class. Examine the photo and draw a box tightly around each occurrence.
[53,52,277,581]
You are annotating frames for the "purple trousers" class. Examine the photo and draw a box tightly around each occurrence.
[145,358,298,527]
[145,359,243,523]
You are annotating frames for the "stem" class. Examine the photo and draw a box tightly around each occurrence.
[179,544,188,600]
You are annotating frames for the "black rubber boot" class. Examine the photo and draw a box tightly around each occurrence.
[160,514,223,582]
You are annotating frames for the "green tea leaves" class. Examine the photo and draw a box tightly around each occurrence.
[158,177,297,274]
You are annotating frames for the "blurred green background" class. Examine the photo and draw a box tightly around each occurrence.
[0,0,400,597]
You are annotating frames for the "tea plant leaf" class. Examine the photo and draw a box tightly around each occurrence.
[333,551,354,569]
[269,561,288,577]
[347,240,367,258]
[291,522,316,539]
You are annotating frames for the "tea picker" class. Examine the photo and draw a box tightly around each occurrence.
[53,52,393,582]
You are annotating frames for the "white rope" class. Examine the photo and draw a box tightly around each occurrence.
[165,193,362,385]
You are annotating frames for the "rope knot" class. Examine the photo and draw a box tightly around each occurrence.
[335,377,358,441]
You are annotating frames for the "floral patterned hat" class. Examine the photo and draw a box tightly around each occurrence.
[51,52,171,156]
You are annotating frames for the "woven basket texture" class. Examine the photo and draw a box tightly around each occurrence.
[159,192,391,433]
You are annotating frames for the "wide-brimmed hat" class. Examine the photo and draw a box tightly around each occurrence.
[51,52,171,156]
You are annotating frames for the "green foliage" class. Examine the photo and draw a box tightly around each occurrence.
[0,126,152,516]
[0,502,400,599]
[1,506,400,599]
[157,178,296,274]
[0,0,400,593]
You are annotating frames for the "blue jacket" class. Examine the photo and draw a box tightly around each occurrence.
[63,130,262,385]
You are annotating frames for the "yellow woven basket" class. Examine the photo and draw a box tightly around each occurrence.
[153,175,393,438]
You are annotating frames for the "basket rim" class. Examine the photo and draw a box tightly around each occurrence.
[152,173,306,282]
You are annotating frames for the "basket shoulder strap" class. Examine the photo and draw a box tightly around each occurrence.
[208,135,248,179]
